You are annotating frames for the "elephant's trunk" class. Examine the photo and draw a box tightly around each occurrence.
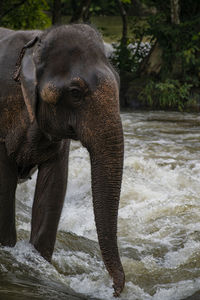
[89,120,125,296]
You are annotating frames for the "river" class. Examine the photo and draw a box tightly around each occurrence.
[0,111,200,300]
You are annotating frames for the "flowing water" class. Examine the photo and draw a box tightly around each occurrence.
[1,111,200,300]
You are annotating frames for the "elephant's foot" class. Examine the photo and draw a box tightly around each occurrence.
[32,243,52,263]
[30,231,54,263]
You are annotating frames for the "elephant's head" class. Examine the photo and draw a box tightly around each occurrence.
[16,24,125,296]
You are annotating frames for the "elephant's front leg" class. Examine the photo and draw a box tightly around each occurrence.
[30,140,70,262]
[0,143,17,247]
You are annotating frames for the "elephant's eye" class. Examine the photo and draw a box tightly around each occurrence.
[69,87,82,103]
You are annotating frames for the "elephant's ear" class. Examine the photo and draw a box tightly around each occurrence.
[14,37,38,123]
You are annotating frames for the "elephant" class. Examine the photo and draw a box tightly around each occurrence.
[0,24,125,296]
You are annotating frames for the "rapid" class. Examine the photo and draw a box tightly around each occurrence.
[0,111,200,300]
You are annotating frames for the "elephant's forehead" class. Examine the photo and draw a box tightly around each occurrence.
[40,26,104,56]
[44,42,102,62]
[44,24,102,45]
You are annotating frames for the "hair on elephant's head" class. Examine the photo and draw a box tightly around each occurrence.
[16,24,125,297]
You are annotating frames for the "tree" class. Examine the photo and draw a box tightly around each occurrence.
[139,0,200,78]
[0,0,50,29]
[51,0,62,25]
[116,0,128,45]
[170,0,180,24]
[135,0,200,109]
[70,0,92,23]
[0,0,27,21]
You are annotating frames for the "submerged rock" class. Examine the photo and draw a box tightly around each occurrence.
[0,274,99,300]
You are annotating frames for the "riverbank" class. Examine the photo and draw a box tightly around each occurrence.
[122,78,200,112]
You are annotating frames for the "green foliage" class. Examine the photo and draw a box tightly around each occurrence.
[61,0,132,17]
[141,0,200,21]
[90,1,118,16]
[111,17,151,78]
[139,79,193,110]
[147,15,200,81]
[90,0,132,16]
[0,0,51,29]
[130,16,150,41]
[121,0,131,3]
[111,39,151,76]
[111,41,135,74]
[133,0,200,110]
[146,1,200,80]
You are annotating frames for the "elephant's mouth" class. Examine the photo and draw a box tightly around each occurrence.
[66,125,78,140]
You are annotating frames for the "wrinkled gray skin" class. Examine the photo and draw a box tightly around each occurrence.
[0,25,125,296]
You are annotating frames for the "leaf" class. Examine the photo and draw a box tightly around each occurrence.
[121,0,131,3]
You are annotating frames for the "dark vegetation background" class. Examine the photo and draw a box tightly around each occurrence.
[0,0,200,110]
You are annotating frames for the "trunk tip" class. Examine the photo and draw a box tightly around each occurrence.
[112,269,125,297]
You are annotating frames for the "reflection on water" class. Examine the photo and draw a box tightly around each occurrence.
[1,111,200,300]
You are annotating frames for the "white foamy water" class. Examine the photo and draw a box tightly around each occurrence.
[1,111,200,300]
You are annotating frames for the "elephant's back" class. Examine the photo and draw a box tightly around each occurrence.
[0,27,14,40]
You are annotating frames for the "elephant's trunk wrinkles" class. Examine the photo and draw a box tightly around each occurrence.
[89,123,125,296]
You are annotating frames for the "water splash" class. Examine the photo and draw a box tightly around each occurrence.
[1,111,200,300]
